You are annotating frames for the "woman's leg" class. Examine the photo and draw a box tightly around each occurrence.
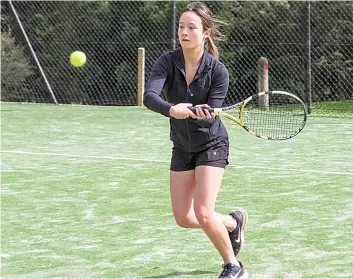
[170,170,236,229]
[193,165,237,265]
[170,170,200,228]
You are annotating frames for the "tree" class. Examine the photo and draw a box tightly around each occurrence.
[1,4,34,102]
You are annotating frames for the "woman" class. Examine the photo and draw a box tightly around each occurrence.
[143,2,248,278]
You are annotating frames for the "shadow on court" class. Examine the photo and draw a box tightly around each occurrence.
[146,270,215,278]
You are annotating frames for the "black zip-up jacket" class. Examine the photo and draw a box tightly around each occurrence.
[143,48,229,153]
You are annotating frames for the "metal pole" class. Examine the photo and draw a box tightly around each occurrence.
[172,0,176,50]
[306,0,312,114]
[8,0,58,104]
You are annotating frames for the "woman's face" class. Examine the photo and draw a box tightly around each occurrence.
[178,11,209,50]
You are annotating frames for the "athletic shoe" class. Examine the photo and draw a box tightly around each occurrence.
[228,208,248,257]
[218,262,248,278]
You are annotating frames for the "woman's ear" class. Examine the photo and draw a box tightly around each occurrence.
[204,28,211,39]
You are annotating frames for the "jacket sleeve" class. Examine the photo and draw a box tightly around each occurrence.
[143,54,173,117]
[207,63,229,108]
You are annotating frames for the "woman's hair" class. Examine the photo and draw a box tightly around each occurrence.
[181,2,225,60]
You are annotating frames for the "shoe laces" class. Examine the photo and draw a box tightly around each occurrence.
[220,263,235,277]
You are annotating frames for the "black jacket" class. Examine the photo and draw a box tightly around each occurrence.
[143,48,229,152]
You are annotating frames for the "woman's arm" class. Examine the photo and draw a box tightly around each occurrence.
[207,63,230,108]
[143,54,173,117]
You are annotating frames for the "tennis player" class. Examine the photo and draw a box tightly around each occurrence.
[143,2,248,278]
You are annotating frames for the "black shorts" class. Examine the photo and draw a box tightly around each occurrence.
[170,142,229,171]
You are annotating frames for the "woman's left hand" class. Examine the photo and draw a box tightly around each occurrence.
[191,104,216,119]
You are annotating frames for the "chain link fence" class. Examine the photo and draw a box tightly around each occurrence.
[1,1,352,116]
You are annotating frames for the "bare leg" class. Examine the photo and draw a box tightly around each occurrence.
[170,170,236,230]
[193,165,237,265]
[170,170,200,228]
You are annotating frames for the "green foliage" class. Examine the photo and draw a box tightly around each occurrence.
[1,28,34,101]
[312,100,353,115]
[0,1,352,115]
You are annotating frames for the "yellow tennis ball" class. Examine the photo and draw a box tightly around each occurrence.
[70,51,86,67]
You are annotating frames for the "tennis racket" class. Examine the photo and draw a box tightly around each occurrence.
[188,90,307,140]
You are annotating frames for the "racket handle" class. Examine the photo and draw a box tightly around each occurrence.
[188,106,214,114]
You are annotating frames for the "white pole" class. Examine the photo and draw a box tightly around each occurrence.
[9,0,58,104]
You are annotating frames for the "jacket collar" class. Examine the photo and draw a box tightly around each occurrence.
[174,47,212,75]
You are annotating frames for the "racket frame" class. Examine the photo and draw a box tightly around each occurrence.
[209,91,307,140]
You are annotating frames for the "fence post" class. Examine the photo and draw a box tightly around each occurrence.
[257,57,269,108]
[306,0,312,114]
[137,47,145,106]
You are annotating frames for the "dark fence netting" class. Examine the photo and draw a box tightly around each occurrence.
[1,1,352,116]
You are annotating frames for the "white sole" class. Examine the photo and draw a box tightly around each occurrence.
[240,271,249,279]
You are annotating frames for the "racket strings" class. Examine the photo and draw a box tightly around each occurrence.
[241,94,306,139]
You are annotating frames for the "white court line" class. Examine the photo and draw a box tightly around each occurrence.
[2,150,353,176]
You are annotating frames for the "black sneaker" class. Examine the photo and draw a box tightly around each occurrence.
[218,262,248,278]
[228,208,248,257]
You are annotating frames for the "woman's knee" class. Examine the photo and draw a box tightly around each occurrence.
[194,207,213,228]
[174,214,194,228]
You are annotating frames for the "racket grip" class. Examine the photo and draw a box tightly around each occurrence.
[188,106,214,114]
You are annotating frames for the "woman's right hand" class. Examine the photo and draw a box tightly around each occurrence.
[169,103,195,119]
